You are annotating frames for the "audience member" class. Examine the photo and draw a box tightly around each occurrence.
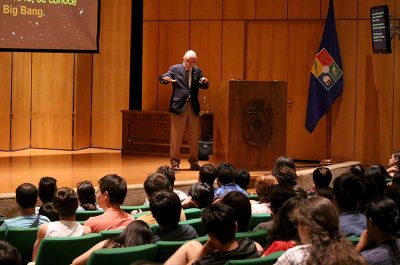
[214,163,248,199]
[293,186,307,199]
[165,204,261,265]
[84,174,134,232]
[151,191,198,242]
[365,164,390,196]
[233,169,250,191]
[251,173,277,214]
[387,151,400,177]
[384,185,400,210]
[333,173,366,236]
[316,186,334,201]
[77,181,102,211]
[356,197,400,265]
[272,156,297,186]
[38,202,59,221]
[190,182,214,209]
[0,240,22,265]
[137,173,185,224]
[262,197,302,256]
[156,165,189,202]
[38,176,57,204]
[198,163,217,187]
[0,183,49,229]
[349,164,365,177]
[275,196,364,265]
[306,167,332,196]
[253,184,296,231]
[32,187,91,261]
[221,191,251,232]
[72,220,153,265]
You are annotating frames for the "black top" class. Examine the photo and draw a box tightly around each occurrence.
[153,224,199,242]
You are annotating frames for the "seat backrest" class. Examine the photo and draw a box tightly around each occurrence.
[155,240,188,262]
[179,218,205,236]
[75,210,104,221]
[183,208,202,220]
[35,233,103,265]
[235,229,268,246]
[120,205,150,214]
[249,213,272,230]
[99,229,123,240]
[87,243,158,265]
[0,229,6,240]
[5,227,39,265]
[225,251,285,265]
[347,235,360,245]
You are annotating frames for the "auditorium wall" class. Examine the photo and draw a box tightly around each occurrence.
[142,0,400,165]
[0,0,131,151]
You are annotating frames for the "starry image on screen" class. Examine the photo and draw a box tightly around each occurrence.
[0,0,99,52]
[370,4,392,54]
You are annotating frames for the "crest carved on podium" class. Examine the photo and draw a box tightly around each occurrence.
[241,100,273,146]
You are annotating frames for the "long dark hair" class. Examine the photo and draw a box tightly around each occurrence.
[295,197,365,265]
[104,220,153,248]
[77,181,97,211]
[265,197,302,248]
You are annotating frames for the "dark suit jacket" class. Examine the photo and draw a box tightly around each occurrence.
[159,64,209,116]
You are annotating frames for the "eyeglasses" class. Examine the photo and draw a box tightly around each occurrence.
[184,58,197,64]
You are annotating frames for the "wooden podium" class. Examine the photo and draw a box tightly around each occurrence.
[212,81,287,170]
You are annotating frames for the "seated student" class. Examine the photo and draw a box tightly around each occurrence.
[365,165,390,197]
[214,163,248,199]
[253,184,296,231]
[137,173,186,224]
[233,169,250,191]
[38,177,57,205]
[199,163,217,188]
[0,240,22,265]
[333,173,366,236]
[151,191,198,242]
[165,204,262,265]
[32,187,92,261]
[1,183,50,229]
[72,220,153,265]
[156,165,189,202]
[306,167,332,197]
[262,197,302,256]
[84,174,134,232]
[355,197,400,265]
[316,186,334,201]
[349,164,365,177]
[275,196,364,265]
[38,202,59,221]
[221,191,251,232]
[272,156,297,186]
[190,182,214,209]
[251,173,278,214]
[76,181,102,211]
[387,151,400,177]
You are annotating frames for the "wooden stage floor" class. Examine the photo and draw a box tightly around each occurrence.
[0,148,209,194]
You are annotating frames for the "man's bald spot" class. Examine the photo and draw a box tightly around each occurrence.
[183,50,197,59]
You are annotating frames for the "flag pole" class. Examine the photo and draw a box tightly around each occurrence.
[321,108,333,165]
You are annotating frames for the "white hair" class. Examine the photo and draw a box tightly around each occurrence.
[183,50,197,59]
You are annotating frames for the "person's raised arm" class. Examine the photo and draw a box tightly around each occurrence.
[159,67,176,84]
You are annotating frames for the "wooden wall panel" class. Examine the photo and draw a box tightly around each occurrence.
[142,22,159,111]
[92,0,131,148]
[159,0,189,20]
[143,0,158,20]
[331,21,357,161]
[358,0,395,19]
[73,54,93,150]
[355,21,394,165]
[321,0,357,19]
[11,53,31,150]
[223,0,255,20]
[288,0,320,19]
[221,21,245,81]
[190,21,222,112]
[393,37,400,153]
[31,53,74,149]
[246,21,288,81]
[157,21,189,111]
[256,0,287,19]
[191,0,222,20]
[0,53,12,150]
[286,21,325,160]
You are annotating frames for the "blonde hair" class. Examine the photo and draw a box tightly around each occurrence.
[255,173,278,202]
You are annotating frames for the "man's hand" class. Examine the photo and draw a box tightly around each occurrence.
[163,76,176,83]
[199,77,208,84]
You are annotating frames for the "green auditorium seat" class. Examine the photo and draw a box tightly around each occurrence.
[120,205,150,214]
[347,235,360,245]
[179,218,205,236]
[183,208,202,219]
[248,194,260,201]
[87,243,158,265]
[99,229,123,240]
[235,229,268,246]
[249,213,272,230]
[155,240,188,262]
[35,233,102,265]
[225,251,285,265]
[5,227,39,265]
[75,210,104,221]
[0,229,5,240]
